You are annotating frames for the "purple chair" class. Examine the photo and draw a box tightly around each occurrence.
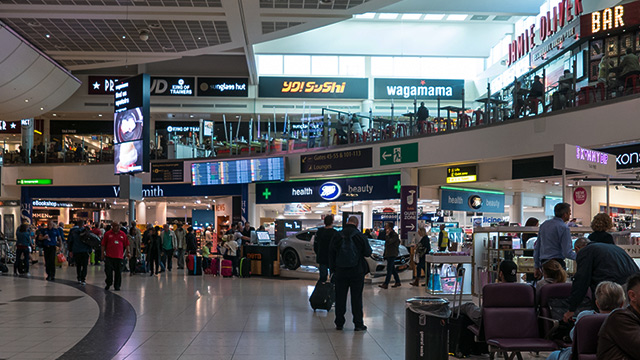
[538,283,573,344]
[483,283,558,360]
[571,313,607,360]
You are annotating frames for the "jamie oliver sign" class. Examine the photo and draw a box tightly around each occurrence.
[197,77,248,97]
[256,174,400,204]
[441,187,505,213]
[507,0,584,67]
[373,79,464,100]
[258,76,368,99]
[300,148,372,173]
[553,144,617,176]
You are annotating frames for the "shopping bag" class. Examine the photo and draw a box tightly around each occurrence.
[57,253,67,263]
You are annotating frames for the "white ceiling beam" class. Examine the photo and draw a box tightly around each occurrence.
[0,5,226,21]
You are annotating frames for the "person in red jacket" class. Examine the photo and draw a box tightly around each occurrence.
[101,221,129,291]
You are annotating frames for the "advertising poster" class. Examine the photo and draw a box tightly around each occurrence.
[113,74,150,174]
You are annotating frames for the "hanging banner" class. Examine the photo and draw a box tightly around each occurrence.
[400,186,418,239]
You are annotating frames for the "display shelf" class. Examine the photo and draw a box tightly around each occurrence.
[425,255,472,264]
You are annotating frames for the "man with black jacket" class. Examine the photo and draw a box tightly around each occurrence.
[314,215,338,283]
[562,239,639,322]
[597,273,640,359]
[329,216,372,331]
[379,222,401,289]
[67,221,92,285]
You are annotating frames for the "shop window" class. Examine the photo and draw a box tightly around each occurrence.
[296,231,313,241]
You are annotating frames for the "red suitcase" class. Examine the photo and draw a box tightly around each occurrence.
[221,259,233,277]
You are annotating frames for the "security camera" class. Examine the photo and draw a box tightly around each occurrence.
[138,29,150,41]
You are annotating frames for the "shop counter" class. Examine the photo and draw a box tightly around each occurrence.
[424,254,473,300]
[243,245,280,277]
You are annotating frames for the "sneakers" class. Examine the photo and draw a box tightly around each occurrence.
[410,280,419,287]
[354,325,368,331]
[391,283,402,288]
[81,281,86,285]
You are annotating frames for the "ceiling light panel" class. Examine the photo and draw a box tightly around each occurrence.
[378,13,400,20]
[447,14,468,21]
[354,12,376,19]
[424,14,445,20]
[401,13,422,20]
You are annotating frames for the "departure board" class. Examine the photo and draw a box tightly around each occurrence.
[191,157,285,185]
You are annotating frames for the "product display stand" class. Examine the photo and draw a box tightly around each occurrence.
[425,254,473,302]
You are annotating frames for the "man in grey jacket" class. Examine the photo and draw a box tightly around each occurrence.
[174,223,186,269]
[379,222,401,289]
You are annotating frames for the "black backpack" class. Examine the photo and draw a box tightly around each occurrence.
[336,232,360,268]
[79,229,101,248]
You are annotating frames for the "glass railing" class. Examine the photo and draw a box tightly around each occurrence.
[4,87,640,166]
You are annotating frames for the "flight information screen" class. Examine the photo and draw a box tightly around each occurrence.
[191,157,285,185]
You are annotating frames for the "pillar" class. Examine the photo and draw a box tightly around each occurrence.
[361,202,372,230]
[248,183,257,227]
[21,118,34,164]
[511,192,524,225]
[136,201,147,224]
[155,202,167,226]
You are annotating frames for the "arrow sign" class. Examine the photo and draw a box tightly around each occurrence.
[381,151,391,160]
[400,185,418,239]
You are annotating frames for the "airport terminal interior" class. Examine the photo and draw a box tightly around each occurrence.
[2,0,640,359]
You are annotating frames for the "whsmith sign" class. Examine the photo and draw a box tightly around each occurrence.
[374,79,464,100]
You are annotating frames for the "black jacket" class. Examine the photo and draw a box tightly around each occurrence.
[569,242,639,311]
[186,233,197,252]
[314,226,338,265]
[383,230,400,258]
[329,224,372,274]
[416,105,429,121]
[68,226,92,254]
[588,231,614,244]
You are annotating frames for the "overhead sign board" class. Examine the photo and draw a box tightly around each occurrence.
[553,144,617,176]
[256,174,401,204]
[373,79,464,100]
[258,76,368,99]
[197,77,249,97]
[0,120,22,134]
[380,143,419,166]
[446,165,478,184]
[507,0,584,67]
[597,143,640,170]
[300,148,372,173]
[580,2,640,37]
[17,179,52,185]
[441,187,505,214]
[191,157,285,185]
[149,77,194,96]
[151,161,184,183]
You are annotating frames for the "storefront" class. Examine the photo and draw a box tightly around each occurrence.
[49,120,114,162]
[254,173,401,236]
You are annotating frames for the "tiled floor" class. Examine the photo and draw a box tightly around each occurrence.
[0,263,552,360]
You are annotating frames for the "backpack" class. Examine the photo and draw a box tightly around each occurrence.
[79,229,101,248]
[336,232,360,268]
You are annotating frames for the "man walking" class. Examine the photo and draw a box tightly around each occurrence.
[534,202,576,277]
[379,222,401,289]
[161,224,176,271]
[174,223,186,270]
[314,215,338,283]
[68,221,92,285]
[37,220,60,281]
[101,221,129,291]
[329,216,372,331]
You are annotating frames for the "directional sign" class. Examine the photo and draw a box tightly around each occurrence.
[380,143,418,166]
[301,148,372,173]
[400,186,418,239]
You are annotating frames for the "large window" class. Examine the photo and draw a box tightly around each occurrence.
[257,55,366,77]
[371,56,484,79]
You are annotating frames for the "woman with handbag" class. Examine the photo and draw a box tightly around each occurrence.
[410,227,431,287]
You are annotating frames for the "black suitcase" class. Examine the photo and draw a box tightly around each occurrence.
[448,313,487,358]
[309,281,334,311]
[239,257,251,278]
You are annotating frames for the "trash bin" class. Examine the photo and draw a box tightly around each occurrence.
[405,297,451,360]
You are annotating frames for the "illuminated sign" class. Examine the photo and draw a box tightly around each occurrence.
[17,179,53,185]
[575,145,609,165]
[553,144,617,176]
[446,166,478,184]
[507,0,584,66]
[150,77,194,96]
[259,76,368,99]
[374,79,464,100]
[32,200,73,208]
[319,182,342,201]
[581,2,640,37]
[197,77,248,97]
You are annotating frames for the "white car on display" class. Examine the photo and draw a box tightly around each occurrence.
[278,227,410,276]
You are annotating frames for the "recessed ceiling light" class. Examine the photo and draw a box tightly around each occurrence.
[197,37,202,40]
[190,114,194,118]
[447,14,468,21]
[24,99,29,103]
[53,114,57,117]
[122,35,126,39]
[45,34,50,38]
[424,14,445,20]
[378,13,400,20]
[40,107,44,110]
[98,114,102,117]
[354,12,375,19]
[401,13,422,20]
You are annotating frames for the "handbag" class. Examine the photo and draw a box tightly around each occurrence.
[57,253,66,263]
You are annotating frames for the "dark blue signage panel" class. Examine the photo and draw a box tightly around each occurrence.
[259,76,368,99]
[374,78,464,100]
[22,183,243,199]
[597,143,640,170]
[256,174,400,204]
[440,188,505,214]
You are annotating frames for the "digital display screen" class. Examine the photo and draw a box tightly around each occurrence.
[113,74,150,175]
[191,157,285,185]
[203,120,213,136]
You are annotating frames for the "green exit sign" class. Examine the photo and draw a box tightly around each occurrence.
[16,179,53,185]
[380,143,419,165]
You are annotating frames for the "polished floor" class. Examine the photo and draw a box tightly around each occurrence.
[0,261,551,360]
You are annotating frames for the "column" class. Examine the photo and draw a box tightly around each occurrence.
[361,202,372,230]
[21,118,34,164]
[248,183,257,227]
[136,201,147,225]
[155,202,167,226]
[511,192,524,225]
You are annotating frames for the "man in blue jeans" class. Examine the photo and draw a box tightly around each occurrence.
[314,215,338,283]
[379,222,401,289]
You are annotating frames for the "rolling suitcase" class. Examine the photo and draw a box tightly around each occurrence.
[309,281,334,311]
[221,259,233,277]
[239,257,251,278]
[209,258,219,276]
[186,255,203,275]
